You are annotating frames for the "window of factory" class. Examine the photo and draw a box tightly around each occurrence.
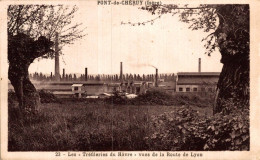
[186,88,190,92]
[74,87,78,91]
[201,87,205,92]
[193,88,198,92]
[179,87,183,92]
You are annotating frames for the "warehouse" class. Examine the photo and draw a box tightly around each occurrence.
[176,72,220,92]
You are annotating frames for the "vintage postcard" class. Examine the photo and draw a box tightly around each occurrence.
[1,0,260,159]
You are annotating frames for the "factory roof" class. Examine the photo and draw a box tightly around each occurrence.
[39,82,105,85]
[177,72,219,85]
[177,72,220,76]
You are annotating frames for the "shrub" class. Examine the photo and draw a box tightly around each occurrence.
[8,89,60,104]
[38,90,60,103]
[130,89,174,105]
[105,91,127,105]
[129,89,214,107]
[102,89,215,107]
[145,106,249,151]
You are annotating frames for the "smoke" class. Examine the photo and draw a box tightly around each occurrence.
[129,63,157,69]
[150,65,157,69]
[126,54,157,69]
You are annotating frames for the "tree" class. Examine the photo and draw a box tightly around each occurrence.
[127,4,249,114]
[8,5,86,113]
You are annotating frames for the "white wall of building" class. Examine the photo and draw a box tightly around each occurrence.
[176,85,216,92]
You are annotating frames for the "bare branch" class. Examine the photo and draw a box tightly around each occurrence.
[8,5,87,59]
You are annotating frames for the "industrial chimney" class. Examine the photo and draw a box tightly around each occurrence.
[85,68,88,81]
[120,62,123,81]
[155,68,158,87]
[54,32,60,81]
[62,68,65,80]
[198,58,201,73]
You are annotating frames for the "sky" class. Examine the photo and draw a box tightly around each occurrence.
[29,1,223,75]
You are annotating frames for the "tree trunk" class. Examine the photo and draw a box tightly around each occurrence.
[8,62,40,114]
[8,33,53,114]
[214,54,249,114]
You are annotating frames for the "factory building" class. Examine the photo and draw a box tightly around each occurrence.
[176,72,220,92]
[176,58,220,92]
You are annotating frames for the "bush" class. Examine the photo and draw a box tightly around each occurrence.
[105,91,127,105]
[8,90,60,104]
[172,92,214,108]
[128,89,214,107]
[130,89,174,105]
[103,89,215,107]
[38,90,60,103]
[145,106,249,151]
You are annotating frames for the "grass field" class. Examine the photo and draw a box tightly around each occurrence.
[8,99,212,151]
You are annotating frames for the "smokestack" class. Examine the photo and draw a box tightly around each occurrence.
[85,68,88,81]
[155,68,158,87]
[62,68,65,80]
[54,32,60,81]
[120,62,123,81]
[198,58,201,73]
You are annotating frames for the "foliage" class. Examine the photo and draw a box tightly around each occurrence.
[104,90,127,105]
[131,89,214,107]
[8,90,60,104]
[104,89,214,107]
[8,5,86,58]
[146,106,249,150]
[131,89,175,105]
[38,90,60,103]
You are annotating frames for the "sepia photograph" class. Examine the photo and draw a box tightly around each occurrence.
[1,0,259,159]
